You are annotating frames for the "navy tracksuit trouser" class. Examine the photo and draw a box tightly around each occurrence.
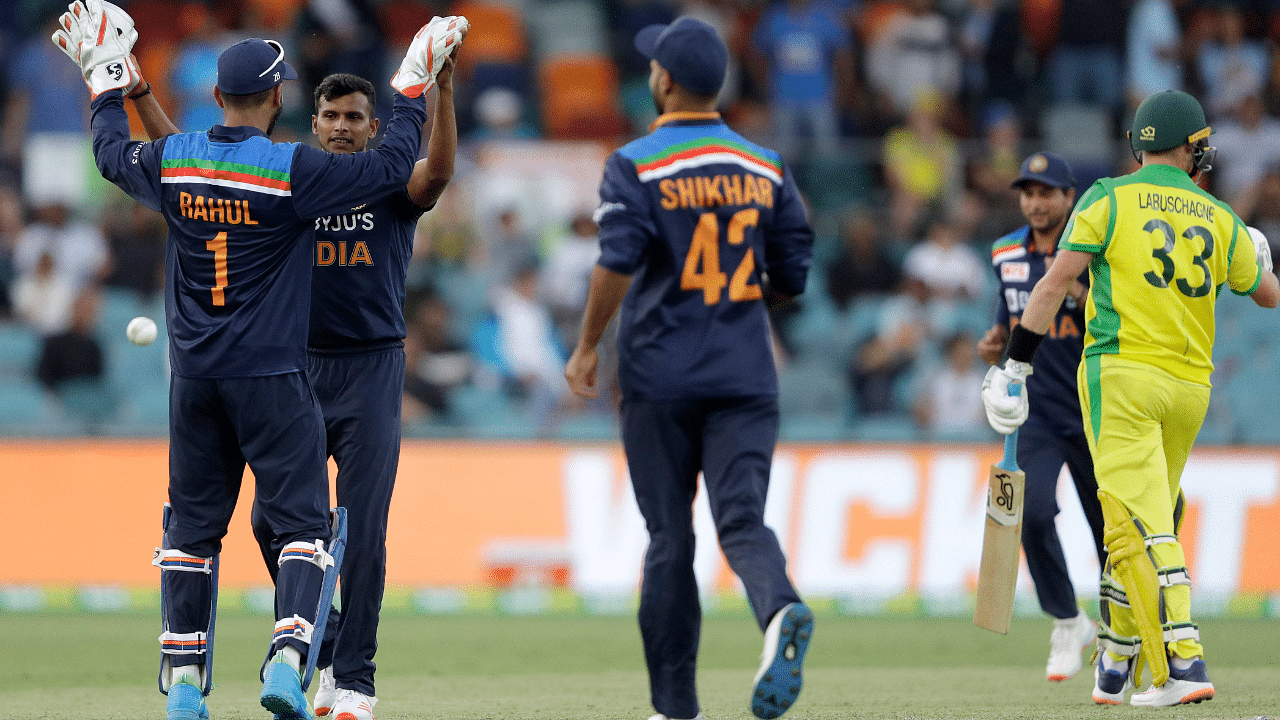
[622,395,802,720]
[1016,421,1108,619]
[253,345,405,696]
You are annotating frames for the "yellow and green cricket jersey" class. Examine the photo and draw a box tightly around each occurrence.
[1060,163,1263,386]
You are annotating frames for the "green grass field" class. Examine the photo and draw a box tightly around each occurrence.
[2,613,1278,719]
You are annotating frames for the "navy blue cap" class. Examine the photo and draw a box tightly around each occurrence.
[1012,151,1075,190]
[634,17,728,97]
[216,39,298,95]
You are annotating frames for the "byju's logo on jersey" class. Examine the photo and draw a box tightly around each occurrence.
[1001,261,1030,283]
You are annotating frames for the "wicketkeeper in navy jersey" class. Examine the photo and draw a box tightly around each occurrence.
[564,18,815,720]
[55,2,462,718]
[977,152,1108,681]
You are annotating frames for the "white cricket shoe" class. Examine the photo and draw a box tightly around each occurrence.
[1130,657,1215,707]
[1046,612,1095,681]
[313,667,336,717]
[1091,654,1133,705]
[332,688,378,720]
[647,714,704,720]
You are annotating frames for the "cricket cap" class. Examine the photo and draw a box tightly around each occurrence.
[634,17,728,97]
[1012,151,1075,190]
[216,39,298,95]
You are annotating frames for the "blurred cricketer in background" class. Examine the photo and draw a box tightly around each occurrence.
[983,89,1280,707]
[978,151,1107,682]
[565,17,815,720]
[128,20,468,720]
[56,1,459,717]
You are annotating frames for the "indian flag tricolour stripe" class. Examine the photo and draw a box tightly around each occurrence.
[161,159,292,196]
[636,140,782,184]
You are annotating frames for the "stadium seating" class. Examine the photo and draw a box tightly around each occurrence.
[537,54,627,140]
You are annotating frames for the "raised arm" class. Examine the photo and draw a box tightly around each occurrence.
[128,76,180,139]
[406,52,458,209]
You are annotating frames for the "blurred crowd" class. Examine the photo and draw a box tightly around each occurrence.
[2,0,1280,441]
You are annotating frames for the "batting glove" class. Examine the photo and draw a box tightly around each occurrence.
[981,360,1032,435]
[390,15,469,98]
[52,0,141,98]
[1249,226,1273,274]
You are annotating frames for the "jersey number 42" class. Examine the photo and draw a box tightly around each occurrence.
[682,209,763,305]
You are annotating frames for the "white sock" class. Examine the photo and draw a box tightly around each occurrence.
[1101,652,1130,671]
[274,645,302,672]
[1170,655,1199,671]
[173,664,203,686]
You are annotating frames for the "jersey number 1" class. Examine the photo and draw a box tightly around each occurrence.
[682,209,763,305]
[206,231,228,306]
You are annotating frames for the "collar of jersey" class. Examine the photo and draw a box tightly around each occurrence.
[208,125,270,143]
[650,111,723,131]
[1138,162,1196,184]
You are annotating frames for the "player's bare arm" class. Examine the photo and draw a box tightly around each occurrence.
[1020,249,1091,335]
[977,324,1008,365]
[565,264,632,398]
[407,50,459,209]
[1252,268,1280,307]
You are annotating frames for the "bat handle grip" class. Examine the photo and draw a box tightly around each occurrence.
[1001,380,1021,470]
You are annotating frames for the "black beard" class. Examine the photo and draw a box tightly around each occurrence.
[266,106,283,137]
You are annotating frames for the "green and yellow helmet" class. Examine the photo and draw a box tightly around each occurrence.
[1127,89,1216,174]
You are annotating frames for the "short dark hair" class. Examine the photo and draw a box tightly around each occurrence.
[314,73,376,112]
[220,86,275,110]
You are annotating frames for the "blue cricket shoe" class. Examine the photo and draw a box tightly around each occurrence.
[751,602,814,719]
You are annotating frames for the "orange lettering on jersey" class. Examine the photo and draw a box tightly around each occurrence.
[1058,315,1080,338]
[701,176,725,207]
[756,176,774,208]
[337,241,347,266]
[659,179,679,210]
[741,175,760,206]
[225,198,242,224]
[179,192,192,219]
[208,197,225,224]
[675,178,698,208]
[192,195,208,222]
[316,241,336,266]
[725,175,743,205]
[348,241,373,265]
[241,201,258,225]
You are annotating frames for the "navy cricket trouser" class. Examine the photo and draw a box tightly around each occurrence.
[621,395,802,720]
[167,372,331,664]
[252,344,405,696]
[1016,421,1107,619]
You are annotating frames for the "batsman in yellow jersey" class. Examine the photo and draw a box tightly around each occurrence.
[981,89,1280,707]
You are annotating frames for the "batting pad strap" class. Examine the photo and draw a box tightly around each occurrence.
[1162,622,1199,643]
[1144,533,1178,548]
[273,615,314,646]
[1095,627,1141,658]
[1157,566,1191,587]
[1099,574,1130,608]
[278,540,335,571]
[160,631,208,655]
[153,548,214,574]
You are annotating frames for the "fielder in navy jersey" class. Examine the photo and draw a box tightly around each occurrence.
[131,52,462,720]
[565,18,814,720]
[62,3,457,715]
[977,152,1108,682]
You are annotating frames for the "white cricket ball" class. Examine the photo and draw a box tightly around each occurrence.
[126,316,158,346]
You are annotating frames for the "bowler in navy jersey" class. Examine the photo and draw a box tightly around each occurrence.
[252,67,458,719]
[565,18,814,720]
[88,32,429,720]
[978,152,1108,681]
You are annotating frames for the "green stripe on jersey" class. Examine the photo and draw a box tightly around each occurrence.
[635,137,777,169]
[1085,355,1102,442]
[162,157,291,182]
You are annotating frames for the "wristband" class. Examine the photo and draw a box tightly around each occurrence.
[127,82,152,100]
[1006,323,1045,364]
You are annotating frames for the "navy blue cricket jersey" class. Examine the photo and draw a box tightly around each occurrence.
[308,188,426,349]
[597,113,813,400]
[990,226,1087,435]
[90,91,427,378]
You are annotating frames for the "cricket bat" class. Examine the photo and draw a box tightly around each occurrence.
[974,383,1025,634]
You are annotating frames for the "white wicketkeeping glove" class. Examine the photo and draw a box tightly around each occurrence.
[1249,226,1273,274]
[390,15,469,98]
[981,360,1033,435]
[51,0,142,98]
